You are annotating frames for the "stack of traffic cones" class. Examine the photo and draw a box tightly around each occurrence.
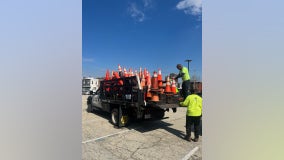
[146,71,152,98]
[151,71,159,90]
[164,76,172,93]
[171,79,177,94]
[158,69,163,88]
[150,71,160,102]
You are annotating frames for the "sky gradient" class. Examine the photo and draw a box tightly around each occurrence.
[83,0,202,81]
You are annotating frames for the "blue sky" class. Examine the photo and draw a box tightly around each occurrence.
[83,0,202,81]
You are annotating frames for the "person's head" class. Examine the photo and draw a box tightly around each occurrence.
[192,90,202,97]
[176,64,183,70]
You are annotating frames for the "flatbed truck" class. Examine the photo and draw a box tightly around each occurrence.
[87,75,180,127]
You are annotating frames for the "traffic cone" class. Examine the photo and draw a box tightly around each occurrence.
[146,91,152,98]
[129,68,133,77]
[113,71,120,79]
[139,67,142,78]
[171,80,177,94]
[105,69,110,80]
[114,72,123,85]
[146,72,152,98]
[124,67,128,77]
[151,92,159,102]
[144,68,147,79]
[118,64,122,72]
[151,71,159,90]
[140,74,146,88]
[146,71,151,87]
[118,64,122,77]
[158,69,163,87]
[134,70,138,76]
[164,76,172,93]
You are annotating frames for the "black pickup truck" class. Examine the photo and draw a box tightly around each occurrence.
[87,75,180,127]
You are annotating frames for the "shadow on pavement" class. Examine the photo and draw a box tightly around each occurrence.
[87,108,192,140]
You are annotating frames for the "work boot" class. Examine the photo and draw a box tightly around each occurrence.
[184,135,191,142]
[192,138,199,142]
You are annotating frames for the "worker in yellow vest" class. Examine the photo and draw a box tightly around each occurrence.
[175,64,190,99]
[179,91,202,142]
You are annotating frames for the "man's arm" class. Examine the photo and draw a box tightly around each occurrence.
[175,72,184,80]
[179,96,190,107]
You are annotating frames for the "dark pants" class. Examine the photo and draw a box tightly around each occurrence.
[186,115,201,139]
[182,80,190,99]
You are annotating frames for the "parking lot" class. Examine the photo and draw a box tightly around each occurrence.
[82,95,202,160]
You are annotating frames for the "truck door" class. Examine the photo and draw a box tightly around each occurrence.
[92,90,103,109]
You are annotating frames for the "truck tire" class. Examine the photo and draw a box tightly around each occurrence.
[111,107,129,127]
[86,96,93,113]
[87,104,93,113]
[111,108,119,125]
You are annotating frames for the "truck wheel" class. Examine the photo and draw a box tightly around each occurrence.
[111,108,129,127]
[87,104,93,113]
[111,108,119,125]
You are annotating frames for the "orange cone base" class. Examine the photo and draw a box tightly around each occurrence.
[146,92,152,98]
[151,93,159,102]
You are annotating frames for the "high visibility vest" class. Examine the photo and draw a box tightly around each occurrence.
[180,67,190,81]
[180,94,202,116]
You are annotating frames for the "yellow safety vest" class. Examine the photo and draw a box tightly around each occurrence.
[180,94,202,116]
[180,67,190,81]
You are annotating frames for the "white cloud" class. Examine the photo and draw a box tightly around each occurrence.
[128,3,145,22]
[176,0,202,15]
[82,58,94,62]
[143,0,152,8]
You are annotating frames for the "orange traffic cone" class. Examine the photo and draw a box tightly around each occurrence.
[146,91,152,98]
[134,70,138,76]
[164,76,172,93]
[114,72,123,85]
[146,71,151,87]
[144,68,147,79]
[111,71,115,79]
[140,74,146,88]
[139,67,142,78]
[118,64,122,77]
[124,68,128,77]
[105,69,110,80]
[151,92,159,102]
[113,71,119,78]
[171,80,177,94]
[118,64,122,72]
[158,69,163,87]
[129,68,133,77]
[146,72,152,98]
[151,71,159,90]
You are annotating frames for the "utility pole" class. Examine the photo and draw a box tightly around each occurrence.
[184,59,192,72]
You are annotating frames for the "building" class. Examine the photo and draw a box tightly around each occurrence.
[82,77,100,95]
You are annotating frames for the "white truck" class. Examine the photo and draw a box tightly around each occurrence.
[82,77,100,95]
